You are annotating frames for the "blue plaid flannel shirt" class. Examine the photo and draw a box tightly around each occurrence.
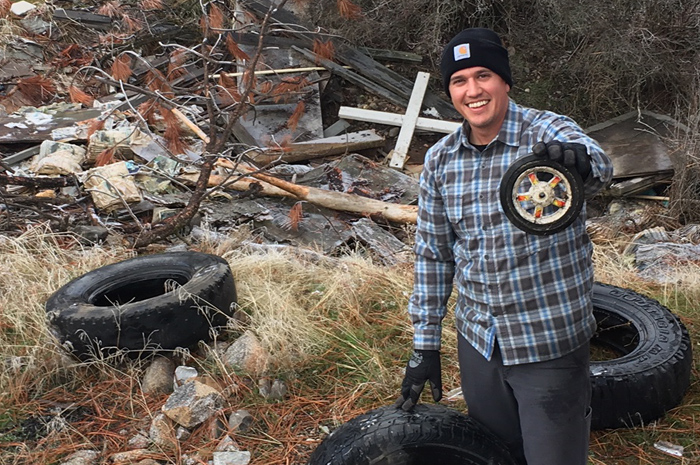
[409,99,614,365]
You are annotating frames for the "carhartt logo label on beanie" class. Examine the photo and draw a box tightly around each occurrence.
[440,28,513,97]
[454,43,471,61]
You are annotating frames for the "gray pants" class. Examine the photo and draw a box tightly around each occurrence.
[457,334,592,465]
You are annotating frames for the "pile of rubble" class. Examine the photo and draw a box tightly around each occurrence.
[1,0,697,269]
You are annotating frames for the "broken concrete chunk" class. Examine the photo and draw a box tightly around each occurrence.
[141,356,175,395]
[161,380,224,428]
[80,161,142,212]
[212,451,251,465]
[10,1,36,16]
[223,330,269,377]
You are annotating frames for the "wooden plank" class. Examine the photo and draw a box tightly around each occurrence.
[241,0,460,119]
[292,46,408,108]
[338,106,461,134]
[389,72,430,169]
[249,130,384,164]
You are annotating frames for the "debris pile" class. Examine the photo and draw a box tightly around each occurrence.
[0,0,696,266]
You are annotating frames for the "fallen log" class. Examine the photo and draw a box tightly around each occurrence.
[233,163,418,224]
[0,173,78,188]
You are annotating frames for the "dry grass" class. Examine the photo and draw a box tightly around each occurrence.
[0,226,698,464]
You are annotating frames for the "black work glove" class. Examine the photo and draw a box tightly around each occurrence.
[533,141,592,181]
[394,349,442,411]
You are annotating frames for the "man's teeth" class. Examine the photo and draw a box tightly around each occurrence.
[468,100,488,108]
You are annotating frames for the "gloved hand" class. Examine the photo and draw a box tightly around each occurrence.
[533,141,592,181]
[394,349,442,411]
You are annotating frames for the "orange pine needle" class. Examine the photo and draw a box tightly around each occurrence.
[271,77,310,103]
[86,118,106,140]
[217,73,241,105]
[121,14,142,33]
[110,54,132,81]
[137,99,159,124]
[226,35,250,61]
[312,39,335,63]
[17,76,56,105]
[97,1,123,18]
[139,0,162,10]
[95,148,116,167]
[337,0,362,19]
[160,107,189,155]
[287,101,305,132]
[0,0,11,17]
[258,80,273,95]
[146,69,172,95]
[208,3,226,30]
[69,86,95,107]
[287,202,303,231]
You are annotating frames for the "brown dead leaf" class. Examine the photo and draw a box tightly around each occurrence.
[271,77,310,103]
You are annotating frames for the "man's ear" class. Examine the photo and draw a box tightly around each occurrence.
[506,84,511,93]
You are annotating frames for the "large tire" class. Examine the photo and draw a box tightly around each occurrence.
[46,251,237,359]
[307,404,518,465]
[590,283,693,430]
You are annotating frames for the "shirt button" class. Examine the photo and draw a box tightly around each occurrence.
[478,194,484,199]
[484,255,490,260]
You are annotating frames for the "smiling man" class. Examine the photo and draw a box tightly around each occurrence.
[394,28,614,465]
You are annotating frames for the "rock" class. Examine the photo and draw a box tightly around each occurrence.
[216,435,241,452]
[223,331,269,376]
[58,450,98,465]
[212,451,251,465]
[70,225,109,245]
[269,379,288,400]
[108,449,151,463]
[258,378,271,398]
[227,410,253,433]
[174,365,198,387]
[148,413,177,451]
[162,380,224,428]
[127,432,150,449]
[141,356,175,395]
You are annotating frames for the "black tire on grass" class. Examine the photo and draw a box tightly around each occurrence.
[590,283,693,430]
[46,251,236,359]
[306,404,518,465]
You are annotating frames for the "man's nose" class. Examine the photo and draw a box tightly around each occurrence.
[465,79,480,97]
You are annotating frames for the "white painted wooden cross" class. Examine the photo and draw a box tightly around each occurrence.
[338,72,461,170]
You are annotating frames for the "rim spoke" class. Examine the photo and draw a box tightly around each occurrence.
[534,206,543,219]
[528,173,539,185]
[517,194,531,202]
[552,198,567,208]
[549,176,562,188]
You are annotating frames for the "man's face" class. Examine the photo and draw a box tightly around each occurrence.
[448,66,510,144]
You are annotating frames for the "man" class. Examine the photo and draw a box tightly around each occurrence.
[394,28,614,465]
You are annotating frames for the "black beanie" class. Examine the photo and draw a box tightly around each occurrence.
[440,28,513,97]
